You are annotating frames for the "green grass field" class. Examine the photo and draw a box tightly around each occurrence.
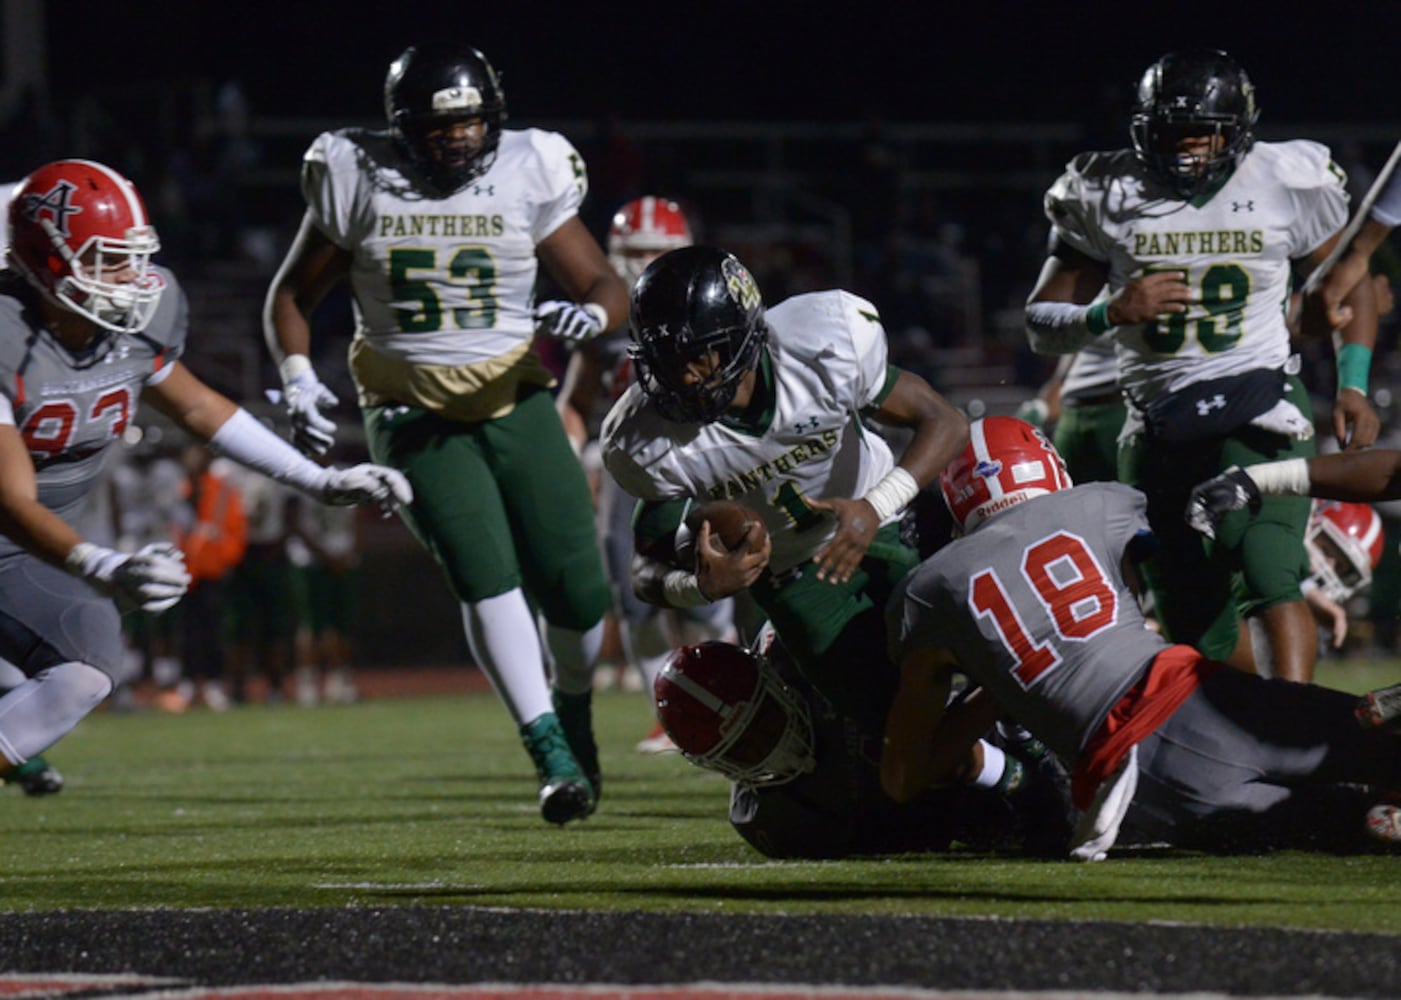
[3,658,1399,935]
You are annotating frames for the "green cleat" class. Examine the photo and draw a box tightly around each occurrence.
[8,756,63,796]
[520,713,593,825]
[552,689,601,810]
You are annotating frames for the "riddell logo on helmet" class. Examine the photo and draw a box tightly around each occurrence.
[20,180,81,238]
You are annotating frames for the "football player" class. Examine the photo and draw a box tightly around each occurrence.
[600,245,968,746]
[0,158,411,791]
[1299,500,1384,651]
[654,632,1074,859]
[262,42,628,825]
[558,197,738,754]
[1025,49,1380,683]
[884,416,1401,858]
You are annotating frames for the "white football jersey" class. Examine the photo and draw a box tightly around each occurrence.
[1045,141,1348,402]
[600,290,898,575]
[301,127,587,367]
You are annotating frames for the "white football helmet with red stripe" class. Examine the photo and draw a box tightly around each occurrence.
[653,635,814,786]
[7,159,164,333]
[1306,500,1384,603]
[608,196,692,285]
[940,416,1072,533]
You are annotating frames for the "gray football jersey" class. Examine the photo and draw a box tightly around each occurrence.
[0,267,187,552]
[890,482,1168,762]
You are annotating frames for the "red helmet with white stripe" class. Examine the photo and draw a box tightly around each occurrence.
[608,196,693,285]
[7,159,164,333]
[940,416,1072,533]
[1306,500,1384,603]
[653,637,814,786]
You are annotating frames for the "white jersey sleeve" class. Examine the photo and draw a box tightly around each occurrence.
[1272,140,1350,258]
[301,131,372,249]
[1043,152,1125,263]
[524,130,588,244]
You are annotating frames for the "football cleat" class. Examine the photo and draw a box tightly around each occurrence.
[552,690,602,810]
[1356,682,1401,732]
[520,713,593,826]
[8,756,63,796]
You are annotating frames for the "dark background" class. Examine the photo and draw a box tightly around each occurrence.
[40,2,1401,127]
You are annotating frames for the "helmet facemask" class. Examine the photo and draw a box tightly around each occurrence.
[631,321,766,424]
[1305,503,1382,603]
[47,221,163,333]
[395,109,503,196]
[1131,114,1252,198]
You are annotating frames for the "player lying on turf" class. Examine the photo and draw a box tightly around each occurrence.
[883,417,1401,859]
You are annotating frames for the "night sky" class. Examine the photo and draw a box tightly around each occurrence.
[39,2,1401,128]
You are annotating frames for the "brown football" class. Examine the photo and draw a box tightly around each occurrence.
[680,500,768,557]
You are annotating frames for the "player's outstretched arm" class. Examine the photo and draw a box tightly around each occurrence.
[1187,451,1401,539]
[143,364,412,516]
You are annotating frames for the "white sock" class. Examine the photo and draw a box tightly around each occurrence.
[544,619,606,696]
[0,661,112,764]
[0,656,26,690]
[460,590,553,726]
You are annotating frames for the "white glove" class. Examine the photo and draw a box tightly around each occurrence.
[319,463,414,514]
[65,542,191,613]
[281,364,339,457]
[533,300,607,344]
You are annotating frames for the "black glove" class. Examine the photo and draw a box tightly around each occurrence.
[1185,465,1261,540]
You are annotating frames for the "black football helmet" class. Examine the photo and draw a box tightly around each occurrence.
[1130,49,1258,197]
[629,246,768,424]
[384,42,507,196]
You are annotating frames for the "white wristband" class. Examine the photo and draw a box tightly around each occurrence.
[64,541,99,576]
[863,466,920,522]
[971,740,1008,788]
[278,353,314,386]
[662,569,712,607]
[1244,458,1311,497]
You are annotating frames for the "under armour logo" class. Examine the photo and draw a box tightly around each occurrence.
[20,180,81,237]
[472,184,495,197]
[793,416,819,434]
[1232,200,1254,212]
[1196,394,1228,416]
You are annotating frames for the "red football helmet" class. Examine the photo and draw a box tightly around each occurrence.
[1306,500,1384,603]
[608,196,692,285]
[940,416,1072,533]
[653,638,814,786]
[7,159,164,333]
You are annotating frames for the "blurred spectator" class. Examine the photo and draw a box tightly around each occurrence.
[224,464,297,704]
[287,496,364,707]
[168,444,247,712]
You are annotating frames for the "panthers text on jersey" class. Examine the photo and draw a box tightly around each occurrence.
[890,482,1168,765]
[0,267,185,558]
[1045,141,1348,402]
[600,290,898,576]
[301,125,586,369]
